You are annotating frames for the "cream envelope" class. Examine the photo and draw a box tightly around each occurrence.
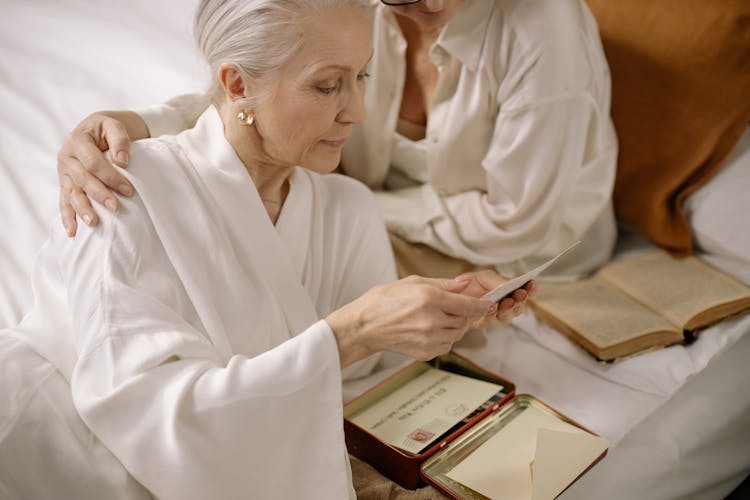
[531,428,609,500]
[446,401,607,499]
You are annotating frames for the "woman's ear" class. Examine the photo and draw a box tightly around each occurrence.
[218,63,248,102]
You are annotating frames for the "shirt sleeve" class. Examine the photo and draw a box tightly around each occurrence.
[56,201,352,500]
[433,93,616,265]
[377,91,616,269]
[137,93,211,138]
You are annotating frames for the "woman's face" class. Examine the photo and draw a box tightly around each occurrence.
[388,0,465,30]
[251,5,372,174]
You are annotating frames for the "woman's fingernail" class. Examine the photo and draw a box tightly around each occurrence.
[119,184,133,196]
[64,221,73,236]
[488,304,498,316]
[116,151,129,165]
[104,199,117,212]
[83,214,92,226]
[455,275,472,282]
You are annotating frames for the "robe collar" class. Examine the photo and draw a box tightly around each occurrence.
[174,106,320,348]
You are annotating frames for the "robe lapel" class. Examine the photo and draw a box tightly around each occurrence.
[274,170,312,286]
[177,107,320,337]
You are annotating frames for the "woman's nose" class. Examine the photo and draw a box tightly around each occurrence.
[338,88,366,125]
[421,0,445,12]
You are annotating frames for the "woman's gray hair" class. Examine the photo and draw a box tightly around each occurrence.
[194,0,367,104]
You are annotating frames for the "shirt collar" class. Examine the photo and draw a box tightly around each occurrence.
[434,0,495,72]
[377,0,495,72]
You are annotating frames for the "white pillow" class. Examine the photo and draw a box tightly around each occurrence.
[685,126,750,282]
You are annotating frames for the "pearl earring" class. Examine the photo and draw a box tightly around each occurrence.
[237,111,255,126]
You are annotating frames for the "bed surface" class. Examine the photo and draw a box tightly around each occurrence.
[1,1,748,498]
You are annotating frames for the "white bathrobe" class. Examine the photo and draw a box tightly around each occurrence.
[0,106,397,499]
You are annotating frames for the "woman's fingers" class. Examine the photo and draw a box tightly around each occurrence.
[68,183,98,228]
[436,290,493,319]
[417,277,493,318]
[439,311,471,331]
[511,287,528,303]
[59,175,78,237]
[405,328,468,361]
[71,130,132,198]
[56,113,135,228]
[497,296,515,314]
[329,277,499,367]
[100,117,132,169]
[58,152,120,215]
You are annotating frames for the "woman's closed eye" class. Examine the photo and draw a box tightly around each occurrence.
[315,81,340,95]
[315,72,369,95]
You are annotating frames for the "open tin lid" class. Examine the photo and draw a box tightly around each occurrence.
[420,395,609,499]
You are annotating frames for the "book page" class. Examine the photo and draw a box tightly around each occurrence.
[446,404,607,499]
[531,278,681,359]
[347,366,502,454]
[598,251,750,329]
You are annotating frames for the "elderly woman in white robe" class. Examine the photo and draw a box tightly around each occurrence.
[0,1,533,499]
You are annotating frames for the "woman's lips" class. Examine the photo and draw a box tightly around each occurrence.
[320,138,348,148]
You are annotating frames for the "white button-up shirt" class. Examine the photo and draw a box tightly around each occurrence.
[342,0,618,278]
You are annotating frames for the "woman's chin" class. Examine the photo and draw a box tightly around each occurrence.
[300,153,342,175]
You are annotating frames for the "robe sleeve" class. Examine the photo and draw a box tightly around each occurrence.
[323,175,403,382]
[332,176,398,308]
[57,200,353,500]
[137,93,211,138]
[376,91,616,266]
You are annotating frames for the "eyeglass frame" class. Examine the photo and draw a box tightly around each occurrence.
[380,0,422,6]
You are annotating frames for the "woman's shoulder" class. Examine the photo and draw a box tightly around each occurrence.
[486,0,608,98]
[303,170,381,220]
[493,0,591,28]
[116,135,191,183]
[307,170,375,203]
[128,134,184,161]
[487,0,598,55]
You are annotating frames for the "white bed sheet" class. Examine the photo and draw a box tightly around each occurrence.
[0,0,205,328]
[1,1,748,499]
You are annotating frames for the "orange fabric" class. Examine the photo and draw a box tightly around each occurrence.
[585,0,750,255]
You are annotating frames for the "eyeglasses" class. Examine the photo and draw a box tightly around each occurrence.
[380,0,422,5]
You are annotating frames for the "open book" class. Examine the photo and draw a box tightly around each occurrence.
[530,250,750,361]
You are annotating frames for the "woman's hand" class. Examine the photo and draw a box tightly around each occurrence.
[57,111,149,236]
[454,270,537,329]
[326,275,495,367]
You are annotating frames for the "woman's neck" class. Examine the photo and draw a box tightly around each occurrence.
[221,106,292,224]
[395,14,442,49]
[244,160,291,222]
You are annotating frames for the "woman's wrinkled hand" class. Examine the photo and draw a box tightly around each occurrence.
[453,269,537,329]
[326,275,496,367]
[57,111,146,236]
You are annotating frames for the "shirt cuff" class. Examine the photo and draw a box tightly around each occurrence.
[373,184,445,243]
[136,94,210,138]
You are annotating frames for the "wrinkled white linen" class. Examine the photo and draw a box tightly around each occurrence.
[0,106,396,499]
[0,0,205,330]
